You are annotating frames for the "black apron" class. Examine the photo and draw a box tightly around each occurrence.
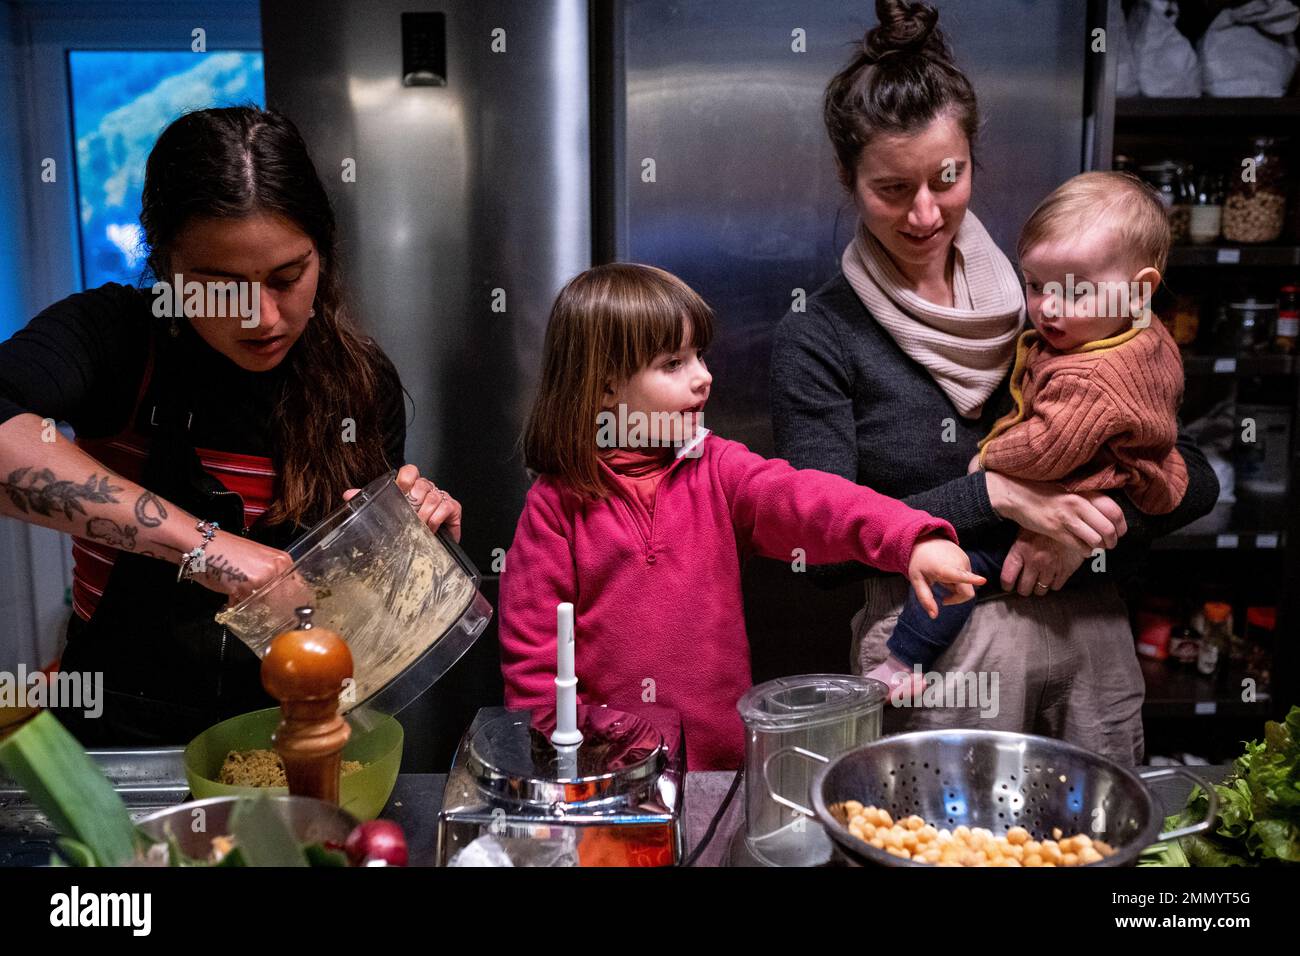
[54,328,296,747]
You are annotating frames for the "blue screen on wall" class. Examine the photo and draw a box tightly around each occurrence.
[67,50,265,290]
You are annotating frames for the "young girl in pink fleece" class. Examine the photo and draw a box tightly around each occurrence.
[499,263,983,770]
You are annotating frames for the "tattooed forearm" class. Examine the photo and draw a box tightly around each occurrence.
[85,517,138,551]
[134,491,168,528]
[201,554,250,585]
[2,467,123,520]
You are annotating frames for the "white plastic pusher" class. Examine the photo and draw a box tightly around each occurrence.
[551,601,584,747]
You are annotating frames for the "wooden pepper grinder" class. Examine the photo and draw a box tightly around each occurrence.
[261,606,353,805]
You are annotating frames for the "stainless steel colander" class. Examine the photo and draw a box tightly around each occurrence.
[764,729,1217,867]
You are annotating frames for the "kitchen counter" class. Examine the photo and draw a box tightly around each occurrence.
[2,763,1233,867]
[382,764,1234,867]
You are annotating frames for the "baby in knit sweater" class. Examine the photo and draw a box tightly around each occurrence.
[872,172,1188,695]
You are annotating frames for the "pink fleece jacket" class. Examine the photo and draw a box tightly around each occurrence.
[498,432,956,770]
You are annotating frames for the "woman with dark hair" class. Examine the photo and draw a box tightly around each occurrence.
[770,0,1218,764]
[0,106,461,746]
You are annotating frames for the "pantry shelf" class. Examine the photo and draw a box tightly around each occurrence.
[1139,658,1271,720]
[1116,97,1300,120]
[1150,498,1289,552]
[1167,245,1300,268]
[1181,354,1295,377]
[1151,530,1287,552]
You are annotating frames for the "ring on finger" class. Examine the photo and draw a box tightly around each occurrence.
[1034,581,1050,593]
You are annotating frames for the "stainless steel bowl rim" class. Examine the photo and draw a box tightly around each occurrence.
[137,794,360,839]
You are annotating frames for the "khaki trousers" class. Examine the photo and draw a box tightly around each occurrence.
[851,577,1146,766]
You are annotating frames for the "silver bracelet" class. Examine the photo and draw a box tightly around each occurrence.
[177,520,220,583]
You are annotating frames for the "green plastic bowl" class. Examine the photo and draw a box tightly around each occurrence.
[185,707,403,821]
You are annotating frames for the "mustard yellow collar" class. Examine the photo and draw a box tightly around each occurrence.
[1020,323,1145,357]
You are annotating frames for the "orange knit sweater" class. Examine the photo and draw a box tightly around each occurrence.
[977,318,1188,514]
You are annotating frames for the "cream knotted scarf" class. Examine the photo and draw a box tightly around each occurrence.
[841,211,1025,418]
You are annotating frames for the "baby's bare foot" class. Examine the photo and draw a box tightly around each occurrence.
[866,656,924,705]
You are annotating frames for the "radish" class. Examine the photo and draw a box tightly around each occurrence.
[345,820,409,867]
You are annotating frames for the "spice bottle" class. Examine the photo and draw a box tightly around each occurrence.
[1243,607,1276,685]
[1168,623,1202,669]
[1197,602,1232,678]
[1188,173,1223,245]
[1277,285,1298,354]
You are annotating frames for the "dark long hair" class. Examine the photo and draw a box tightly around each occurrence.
[140,106,394,527]
[824,0,980,188]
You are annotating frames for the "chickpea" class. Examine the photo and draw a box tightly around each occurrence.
[849,805,1117,866]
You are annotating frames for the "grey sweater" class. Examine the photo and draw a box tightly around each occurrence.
[770,272,1219,578]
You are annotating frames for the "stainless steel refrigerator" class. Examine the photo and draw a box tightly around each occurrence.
[260,0,1092,767]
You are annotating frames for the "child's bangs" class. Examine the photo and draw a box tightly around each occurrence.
[613,267,715,374]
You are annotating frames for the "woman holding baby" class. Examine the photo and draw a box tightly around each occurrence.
[770,0,1220,765]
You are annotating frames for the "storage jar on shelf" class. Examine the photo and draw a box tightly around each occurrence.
[1222,138,1287,244]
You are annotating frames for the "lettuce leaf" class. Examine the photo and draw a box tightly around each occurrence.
[1148,706,1300,867]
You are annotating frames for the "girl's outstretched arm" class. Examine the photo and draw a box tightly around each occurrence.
[717,442,957,576]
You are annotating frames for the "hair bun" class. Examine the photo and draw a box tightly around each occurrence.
[864,0,943,62]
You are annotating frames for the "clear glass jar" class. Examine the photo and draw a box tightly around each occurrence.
[1197,602,1232,677]
[737,674,885,867]
[1188,172,1223,245]
[1140,161,1194,244]
[1229,298,1278,354]
[1222,138,1287,244]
